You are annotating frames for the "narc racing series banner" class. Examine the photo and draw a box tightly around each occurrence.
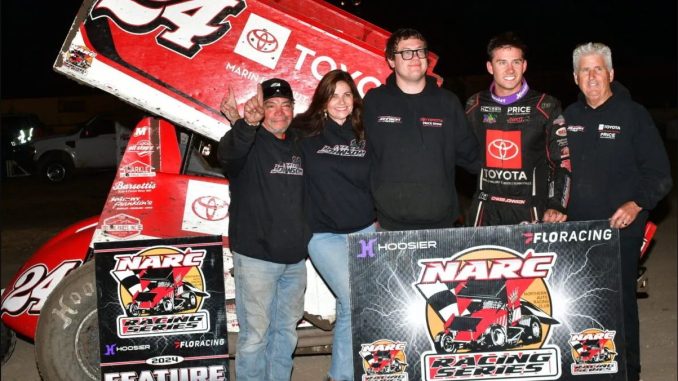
[348,220,626,381]
[95,235,228,381]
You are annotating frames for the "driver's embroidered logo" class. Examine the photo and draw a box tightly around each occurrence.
[110,246,211,338]
[271,155,303,175]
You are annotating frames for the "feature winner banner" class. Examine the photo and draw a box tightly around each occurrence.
[348,220,626,381]
[95,235,228,381]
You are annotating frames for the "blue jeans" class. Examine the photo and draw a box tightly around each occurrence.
[308,224,376,381]
[234,253,306,381]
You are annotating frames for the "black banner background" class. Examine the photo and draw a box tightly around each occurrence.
[348,220,626,381]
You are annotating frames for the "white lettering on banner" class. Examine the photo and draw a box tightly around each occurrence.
[92,0,245,58]
[294,44,381,96]
[103,365,227,381]
[114,250,205,271]
[377,241,438,251]
[570,330,616,341]
[361,342,406,352]
[418,250,556,283]
[533,229,612,243]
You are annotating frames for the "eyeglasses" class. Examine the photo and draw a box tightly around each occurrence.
[394,48,428,60]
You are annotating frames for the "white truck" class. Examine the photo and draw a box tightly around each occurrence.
[32,115,131,182]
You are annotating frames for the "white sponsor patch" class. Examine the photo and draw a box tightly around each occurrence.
[234,13,291,69]
[182,180,230,235]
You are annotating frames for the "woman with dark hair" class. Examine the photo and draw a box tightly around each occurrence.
[295,69,375,381]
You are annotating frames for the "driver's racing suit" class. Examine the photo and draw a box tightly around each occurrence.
[465,89,571,226]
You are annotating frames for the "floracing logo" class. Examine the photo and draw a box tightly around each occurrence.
[569,329,618,375]
[523,228,613,245]
[414,246,562,380]
[110,246,211,337]
[359,340,409,380]
[234,13,291,69]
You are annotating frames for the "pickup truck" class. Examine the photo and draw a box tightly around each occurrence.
[32,115,131,182]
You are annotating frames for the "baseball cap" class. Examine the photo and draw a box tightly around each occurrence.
[261,78,294,101]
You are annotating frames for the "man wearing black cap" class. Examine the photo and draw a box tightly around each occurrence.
[218,78,309,381]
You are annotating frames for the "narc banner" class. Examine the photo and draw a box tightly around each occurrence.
[348,220,626,381]
[95,235,229,381]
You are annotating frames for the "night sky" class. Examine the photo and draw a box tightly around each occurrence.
[2,0,677,107]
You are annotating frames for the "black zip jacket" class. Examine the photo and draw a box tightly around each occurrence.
[564,82,672,237]
[363,74,481,230]
[297,118,375,233]
[465,89,571,225]
[218,119,309,263]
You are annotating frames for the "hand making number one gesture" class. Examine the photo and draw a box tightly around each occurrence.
[220,84,265,127]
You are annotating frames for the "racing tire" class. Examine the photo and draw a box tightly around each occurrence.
[161,298,173,314]
[38,155,74,183]
[488,326,507,349]
[434,332,460,353]
[1,320,17,366]
[126,302,140,317]
[35,261,99,380]
[523,317,542,344]
[187,292,197,309]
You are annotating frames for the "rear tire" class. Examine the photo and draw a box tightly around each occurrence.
[523,317,542,344]
[488,325,507,349]
[1,320,17,366]
[434,332,460,353]
[35,261,99,380]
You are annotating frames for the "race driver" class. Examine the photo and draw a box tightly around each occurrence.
[465,32,571,226]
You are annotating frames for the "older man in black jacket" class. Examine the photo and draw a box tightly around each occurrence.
[564,42,672,381]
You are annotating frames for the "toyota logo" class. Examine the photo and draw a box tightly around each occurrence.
[247,29,279,53]
[192,196,229,221]
[488,139,519,160]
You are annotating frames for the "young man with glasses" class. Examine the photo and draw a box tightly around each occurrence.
[363,28,480,230]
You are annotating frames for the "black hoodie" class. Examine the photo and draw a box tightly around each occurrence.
[363,74,481,230]
[563,82,672,237]
[297,118,375,233]
[218,119,309,264]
